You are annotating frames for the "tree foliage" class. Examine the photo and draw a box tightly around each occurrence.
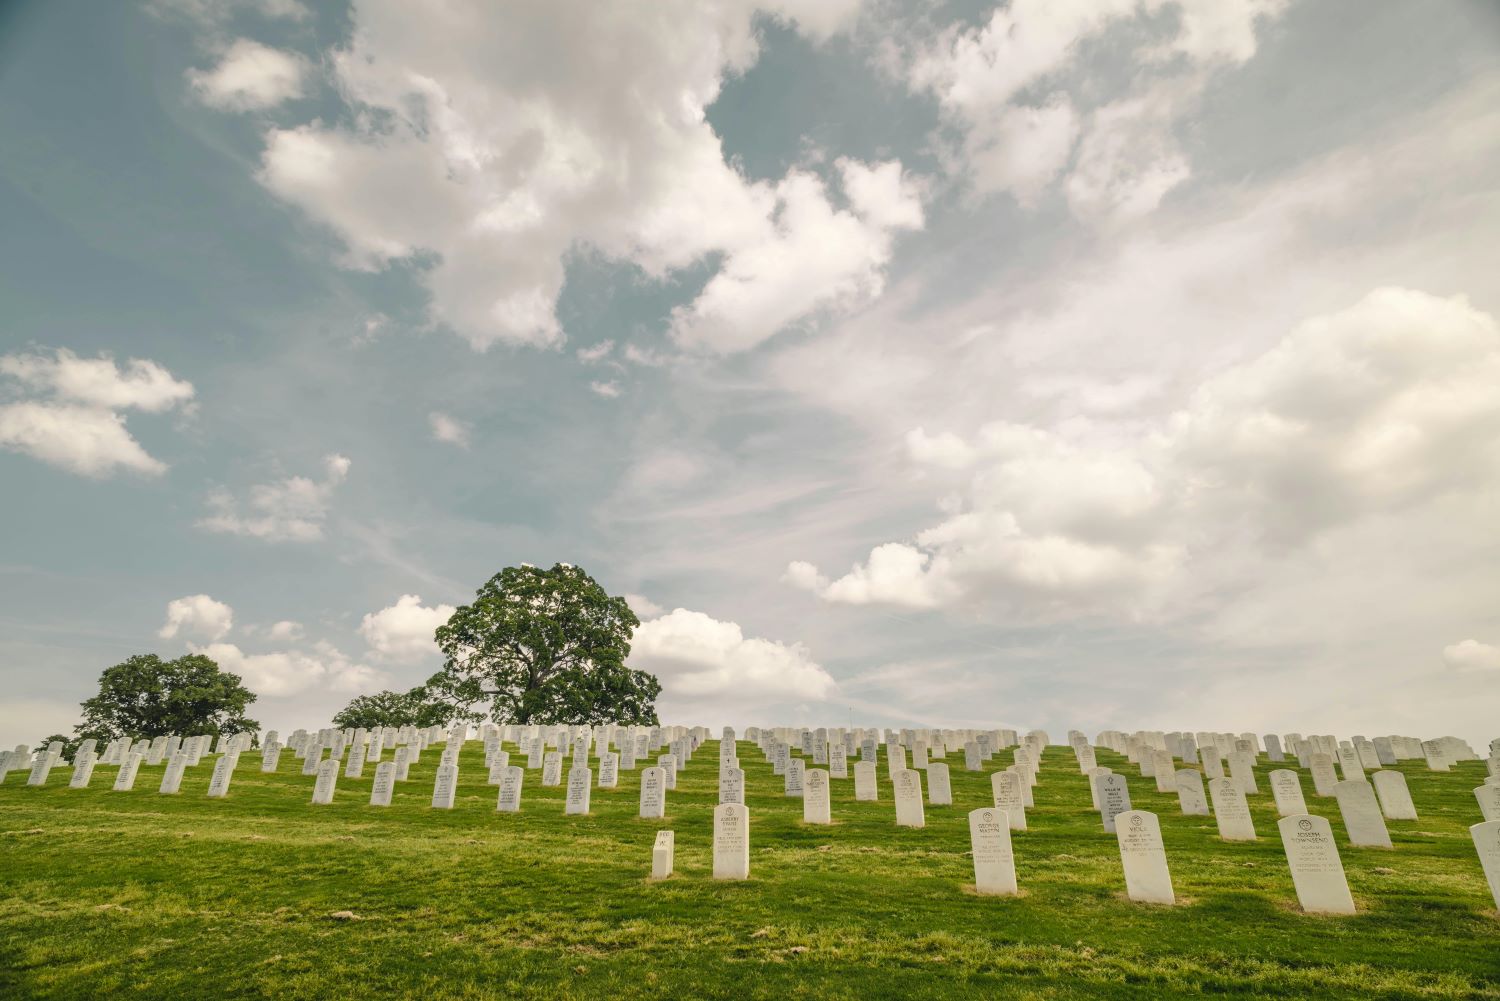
[35,733,78,761]
[331,686,454,730]
[429,563,660,725]
[74,653,260,744]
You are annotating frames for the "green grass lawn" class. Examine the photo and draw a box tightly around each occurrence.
[2,741,1497,1000]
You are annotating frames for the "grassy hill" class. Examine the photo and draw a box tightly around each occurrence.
[2,741,1497,999]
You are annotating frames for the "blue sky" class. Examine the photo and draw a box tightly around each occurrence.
[2,0,1497,743]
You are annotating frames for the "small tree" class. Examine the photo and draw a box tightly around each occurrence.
[74,653,260,744]
[35,734,79,760]
[429,563,660,725]
[331,686,454,730]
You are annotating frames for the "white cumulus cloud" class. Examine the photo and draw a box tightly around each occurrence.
[576,341,615,364]
[624,593,663,618]
[1443,639,1500,673]
[629,607,837,709]
[250,0,909,352]
[159,594,235,641]
[669,160,924,354]
[793,288,1500,619]
[359,594,456,663]
[0,348,194,477]
[428,412,470,448]
[187,39,309,111]
[195,640,387,698]
[904,0,1290,217]
[265,620,304,642]
[198,453,351,542]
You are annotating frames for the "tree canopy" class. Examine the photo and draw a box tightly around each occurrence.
[74,653,260,744]
[428,563,660,725]
[34,733,77,760]
[331,686,454,730]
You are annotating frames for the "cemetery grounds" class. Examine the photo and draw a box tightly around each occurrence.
[2,740,1498,1000]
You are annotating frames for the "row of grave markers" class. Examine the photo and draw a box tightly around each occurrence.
[4,724,1498,913]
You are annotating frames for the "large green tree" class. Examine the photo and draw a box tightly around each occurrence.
[428,563,660,726]
[74,653,260,744]
[331,686,454,730]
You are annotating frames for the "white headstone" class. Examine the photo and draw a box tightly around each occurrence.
[713,804,751,883]
[968,807,1019,896]
[1471,820,1500,909]
[803,769,831,824]
[1279,815,1356,914]
[1370,770,1417,821]
[887,743,908,777]
[1153,750,1176,793]
[206,754,235,799]
[598,752,618,789]
[990,770,1027,830]
[566,766,592,815]
[1476,784,1500,822]
[311,759,339,805]
[893,769,926,828]
[1373,737,1397,766]
[719,766,745,805]
[542,751,563,787]
[69,751,98,789]
[926,762,953,806]
[158,752,188,794]
[370,761,396,806]
[651,830,675,880]
[26,753,54,787]
[1337,745,1365,783]
[1209,776,1257,841]
[1116,811,1174,904]
[1227,751,1259,794]
[1174,769,1209,816]
[1264,768,1305,817]
[776,756,800,797]
[343,748,365,779]
[261,742,283,772]
[1333,780,1392,848]
[854,760,878,801]
[1096,772,1132,833]
[1309,753,1338,796]
[432,763,458,809]
[830,744,848,779]
[1010,765,1035,808]
[1087,767,1111,809]
[639,766,667,819]
[497,765,524,812]
[112,751,143,791]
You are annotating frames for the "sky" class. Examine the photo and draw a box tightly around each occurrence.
[1,0,1497,746]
